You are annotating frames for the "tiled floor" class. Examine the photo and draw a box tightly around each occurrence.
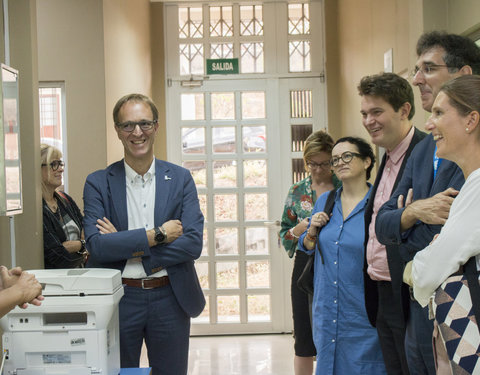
[140,334,298,374]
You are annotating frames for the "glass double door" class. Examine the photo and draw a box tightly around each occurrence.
[166,77,324,335]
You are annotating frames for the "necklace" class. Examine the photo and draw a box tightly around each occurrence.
[46,198,58,213]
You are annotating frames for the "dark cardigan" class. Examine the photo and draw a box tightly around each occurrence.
[42,191,85,268]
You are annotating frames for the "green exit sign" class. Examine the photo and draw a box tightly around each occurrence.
[206,58,239,75]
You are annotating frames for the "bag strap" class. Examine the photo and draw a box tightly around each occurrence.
[464,256,480,335]
[316,189,336,264]
[56,190,70,205]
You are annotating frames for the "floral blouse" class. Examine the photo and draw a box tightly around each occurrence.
[280,176,317,258]
[280,175,340,258]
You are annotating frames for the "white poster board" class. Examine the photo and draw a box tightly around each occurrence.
[0,64,22,216]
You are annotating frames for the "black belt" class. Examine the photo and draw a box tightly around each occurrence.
[122,276,169,289]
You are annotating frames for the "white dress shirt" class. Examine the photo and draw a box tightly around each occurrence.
[122,159,167,279]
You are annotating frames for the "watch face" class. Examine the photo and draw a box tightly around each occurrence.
[155,228,165,243]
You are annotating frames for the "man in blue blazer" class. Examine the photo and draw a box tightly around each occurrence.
[83,93,205,375]
[360,73,426,375]
[376,32,480,374]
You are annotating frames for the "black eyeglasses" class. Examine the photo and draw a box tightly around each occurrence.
[410,64,457,78]
[330,152,362,167]
[115,120,157,133]
[307,160,331,170]
[42,160,65,171]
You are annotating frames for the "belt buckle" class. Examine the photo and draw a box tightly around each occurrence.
[141,277,155,290]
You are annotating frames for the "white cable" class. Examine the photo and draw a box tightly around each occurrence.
[0,349,7,375]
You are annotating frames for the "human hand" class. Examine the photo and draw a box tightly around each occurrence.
[400,187,459,231]
[410,188,459,225]
[397,188,413,208]
[96,217,118,234]
[0,265,22,290]
[307,212,330,236]
[13,271,43,307]
[162,220,183,243]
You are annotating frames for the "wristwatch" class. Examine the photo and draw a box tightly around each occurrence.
[77,239,87,255]
[154,226,167,244]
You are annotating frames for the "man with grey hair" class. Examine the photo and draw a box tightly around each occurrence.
[376,31,480,374]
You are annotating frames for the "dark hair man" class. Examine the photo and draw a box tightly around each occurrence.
[359,73,426,375]
[83,94,205,375]
[376,31,480,374]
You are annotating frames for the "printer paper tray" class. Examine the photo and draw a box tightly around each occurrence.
[14,367,95,375]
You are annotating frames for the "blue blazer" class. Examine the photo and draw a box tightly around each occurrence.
[363,127,426,326]
[83,159,205,318]
[376,134,465,262]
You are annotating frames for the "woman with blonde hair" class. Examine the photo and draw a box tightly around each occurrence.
[41,144,87,268]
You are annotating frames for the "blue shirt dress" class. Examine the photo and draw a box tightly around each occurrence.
[299,187,387,375]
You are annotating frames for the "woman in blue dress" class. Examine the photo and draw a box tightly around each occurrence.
[299,137,387,375]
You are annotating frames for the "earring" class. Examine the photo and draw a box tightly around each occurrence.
[466,128,470,132]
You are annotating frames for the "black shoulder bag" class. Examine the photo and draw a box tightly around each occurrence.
[296,189,336,296]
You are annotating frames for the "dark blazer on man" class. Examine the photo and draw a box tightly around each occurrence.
[376,133,464,260]
[364,127,427,326]
[83,159,206,318]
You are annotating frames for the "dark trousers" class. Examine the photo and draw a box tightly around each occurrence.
[376,281,410,375]
[119,284,191,375]
[291,250,316,357]
[404,298,436,375]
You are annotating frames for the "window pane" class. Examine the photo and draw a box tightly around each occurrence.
[217,295,240,322]
[288,3,310,35]
[214,194,237,221]
[290,90,312,118]
[181,93,205,120]
[212,126,235,153]
[202,228,208,256]
[179,7,203,38]
[210,6,233,37]
[39,87,63,148]
[243,126,266,153]
[179,43,204,75]
[213,160,237,188]
[289,41,311,72]
[215,227,238,255]
[292,158,308,184]
[248,295,270,322]
[211,92,235,120]
[243,160,267,187]
[244,193,268,221]
[291,124,313,152]
[196,261,209,289]
[245,227,269,255]
[182,161,206,187]
[241,42,264,73]
[241,92,265,119]
[240,5,263,36]
[182,127,205,154]
[210,43,234,59]
[197,194,207,222]
[246,260,270,288]
[216,262,239,288]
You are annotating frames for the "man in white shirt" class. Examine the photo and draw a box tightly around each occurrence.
[83,93,205,375]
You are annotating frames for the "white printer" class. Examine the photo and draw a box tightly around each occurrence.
[0,268,124,375]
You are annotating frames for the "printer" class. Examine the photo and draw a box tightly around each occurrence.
[1,268,124,375]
